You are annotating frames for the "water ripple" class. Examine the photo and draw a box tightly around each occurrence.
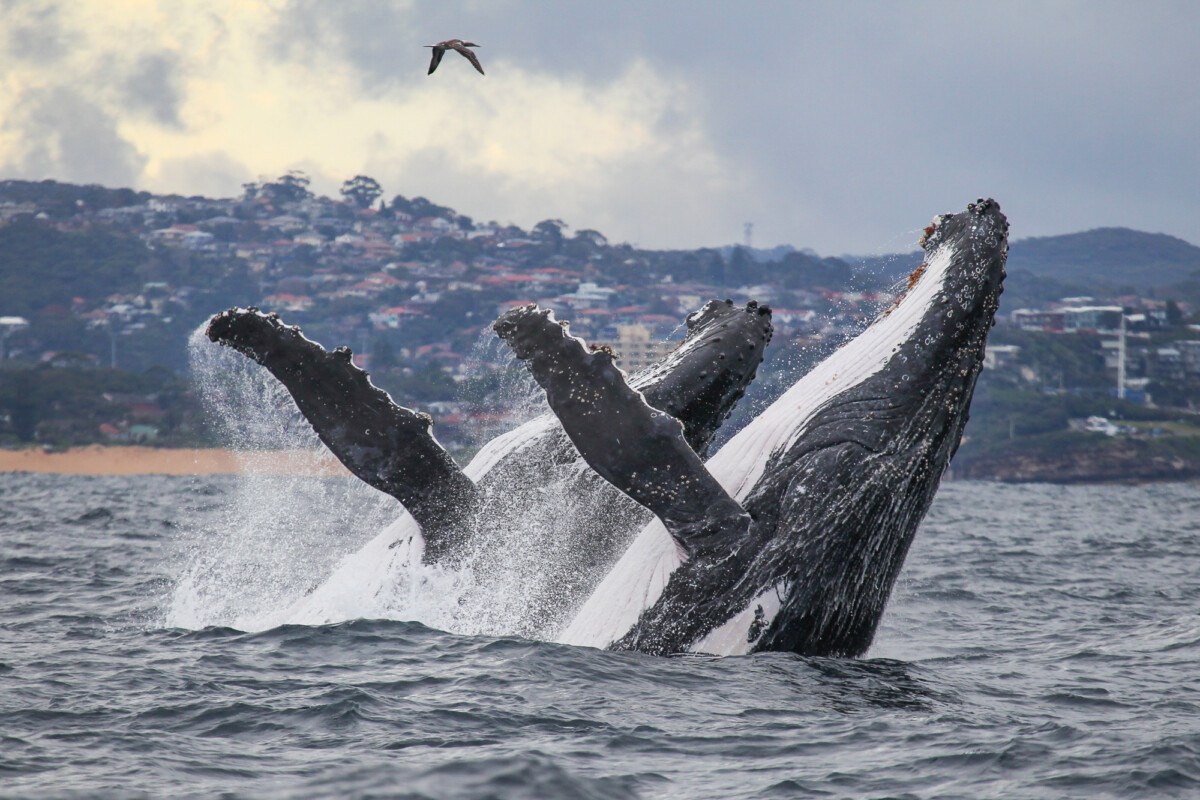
[2,474,1199,798]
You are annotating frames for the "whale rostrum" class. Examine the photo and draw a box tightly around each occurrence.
[204,198,1007,658]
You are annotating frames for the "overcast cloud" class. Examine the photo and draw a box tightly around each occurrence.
[0,1,1196,255]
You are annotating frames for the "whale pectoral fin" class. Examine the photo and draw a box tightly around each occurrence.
[206,308,476,559]
[632,299,773,459]
[494,305,749,556]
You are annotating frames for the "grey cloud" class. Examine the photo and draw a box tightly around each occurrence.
[266,0,661,89]
[362,139,745,251]
[118,51,186,127]
[1,87,147,187]
[2,1,74,65]
[2,3,187,129]
[246,2,1200,251]
[0,1,1176,253]
[266,0,422,91]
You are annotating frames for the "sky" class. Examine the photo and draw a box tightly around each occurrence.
[1,1,1197,256]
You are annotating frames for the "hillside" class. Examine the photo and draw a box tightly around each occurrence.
[850,226,1200,307]
[3,177,1199,482]
[1010,228,1200,289]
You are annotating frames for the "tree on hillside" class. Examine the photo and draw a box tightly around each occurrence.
[533,219,567,240]
[340,175,383,209]
[391,194,456,221]
[1167,299,1183,326]
[0,222,152,316]
[371,338,397,368]
[0,180,150,217]
[777,251,852,290]
[533,219,567,253]
[574,229,607,248]
[246,170,313,205]
[564,228,607,259]
[729,246,752,280]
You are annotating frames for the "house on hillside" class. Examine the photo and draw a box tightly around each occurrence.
[263,294,313,312]
[293,231,327,247]
[1012,309,1066,332]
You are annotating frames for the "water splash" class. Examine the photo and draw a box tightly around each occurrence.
[456,327,547,448]
[168,324,624,641]
[167,326,399,630]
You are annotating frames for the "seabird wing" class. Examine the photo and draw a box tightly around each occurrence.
[427,46,445,75]
[455,44,485,75]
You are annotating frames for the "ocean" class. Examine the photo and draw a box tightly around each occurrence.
[2,472,1198,799]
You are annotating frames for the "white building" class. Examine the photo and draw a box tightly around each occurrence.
[592,324,676,374]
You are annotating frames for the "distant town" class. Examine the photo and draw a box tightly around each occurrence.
[2,176,1199,481]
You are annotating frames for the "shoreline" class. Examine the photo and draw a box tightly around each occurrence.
[3,444,1198,485]
[0,445,351,477]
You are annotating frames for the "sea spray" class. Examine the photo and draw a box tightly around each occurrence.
[167,326,398,630]
[456,327,547,447]
[169,323,627,640]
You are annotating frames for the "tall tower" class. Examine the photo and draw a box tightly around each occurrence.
[1117,312,1126,400]
[743,222,753,249]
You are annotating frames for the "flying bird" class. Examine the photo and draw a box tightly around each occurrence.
[426,39,484,75]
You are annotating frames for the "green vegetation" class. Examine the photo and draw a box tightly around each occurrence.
[339,175,383,209]
[0,179,151,217]
[0,362,208,448]
[954,375,1200,480]
[3,177,1199,481]
[0,221,153,316]
[242,170,313,204]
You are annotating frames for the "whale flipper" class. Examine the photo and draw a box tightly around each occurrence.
[494,305,751,556]
[206,308,477,558]
[633,299,773,458]
[464,298,772,636]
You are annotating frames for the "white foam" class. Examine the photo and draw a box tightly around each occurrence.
[166,324,401,632]
[174,250,954,649]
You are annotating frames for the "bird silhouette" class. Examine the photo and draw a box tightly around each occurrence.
[426,40,484,75]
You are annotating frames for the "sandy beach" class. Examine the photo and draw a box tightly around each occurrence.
[0,446,351,477]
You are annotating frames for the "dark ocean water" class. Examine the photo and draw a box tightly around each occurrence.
[2,473,1199,799]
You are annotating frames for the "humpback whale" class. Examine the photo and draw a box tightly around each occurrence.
[204,198,1007,657]
[207,298,773,634]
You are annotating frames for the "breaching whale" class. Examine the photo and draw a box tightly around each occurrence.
[204,198,1007,657]
[206,297,773,635]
